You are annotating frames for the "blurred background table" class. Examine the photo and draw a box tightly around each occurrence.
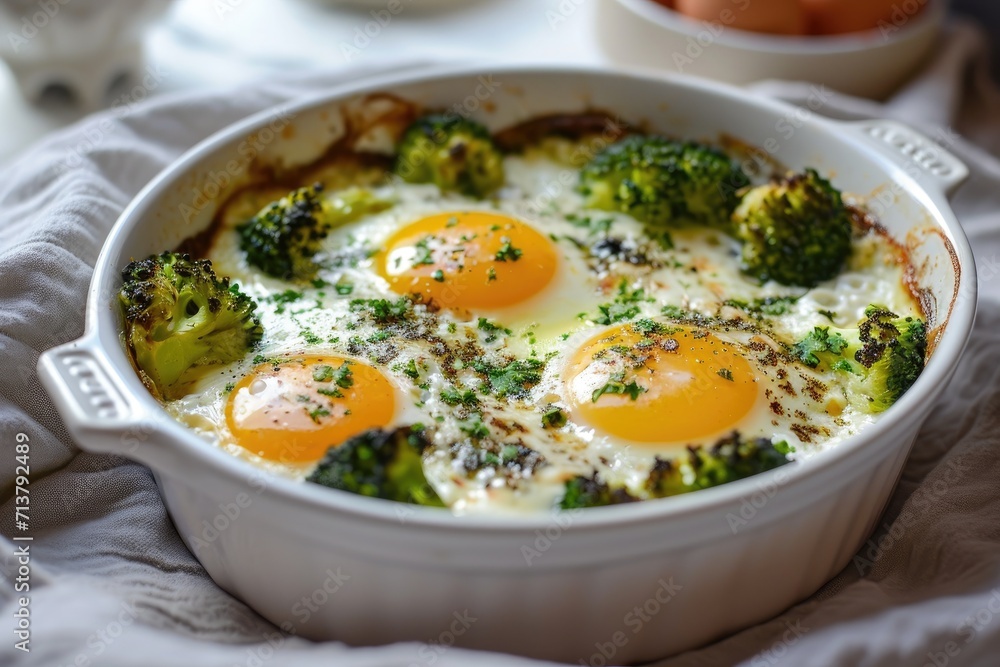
[0,0,995,166]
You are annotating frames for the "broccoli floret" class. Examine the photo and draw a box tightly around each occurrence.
[238,184,392,281]
[307,426,444,506]
[394,114,505,197]
[559,432,791,509]
[578,135,749,228]
[119,252,262,400]
[646,433,792,498]
[733,169,852,287]
[559,473,639,510]
[791,305,927,413]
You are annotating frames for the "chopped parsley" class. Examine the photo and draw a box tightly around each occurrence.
[631,318,669,336]
[566,213,614,235]
[313,361,354,388]
[774,441,796,456]
[792,327,849,368]
[494,238,523,262]
[331,362,354,388]
[432,269,445,282]
[458,414,490,440]
[307,406,331,423]
[595,302,640,326]
[414,236,436,265]
[661,304,694,319]
[477,317,512,343]
[317,387,344,398]
[269,289,303,313]
[441,386,479,407]
[334,282,354,295]
[312,365,335,382]
[393,359,420,380]
[474,358,544,398]
[271,289,302,304]
[832,359,857,373]
[541,406,567,428]
[592,372,646,403]
[349,297,411,323]
[724,296,799,317]
[717,368,734,381]
[594,279,647,325]
[500,444,520,461]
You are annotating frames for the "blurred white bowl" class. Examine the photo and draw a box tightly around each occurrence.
[597,0,946,99]
[315,0,462,9]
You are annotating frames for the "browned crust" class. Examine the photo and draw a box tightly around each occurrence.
[848,205,956,358]
[179,93,419,257]
[492,111,631,153]
[719,133,785,178]
[915,226,962,358]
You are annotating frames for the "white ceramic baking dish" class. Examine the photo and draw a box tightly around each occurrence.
[37,65,976,663]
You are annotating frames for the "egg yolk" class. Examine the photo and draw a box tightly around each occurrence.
[376,211,558,310]
[225,356,395,463]
[565,324,758,444]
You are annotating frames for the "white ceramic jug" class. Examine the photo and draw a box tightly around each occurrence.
[0,0,172,109]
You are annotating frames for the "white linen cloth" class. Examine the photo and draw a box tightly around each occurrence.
[3,21,1000,667]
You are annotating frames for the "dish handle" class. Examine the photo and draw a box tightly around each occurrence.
[37,337,177,471]
[841,119,969,198]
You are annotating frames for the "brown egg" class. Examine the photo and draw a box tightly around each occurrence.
[674,0,807,35]
[801,0,918,35]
